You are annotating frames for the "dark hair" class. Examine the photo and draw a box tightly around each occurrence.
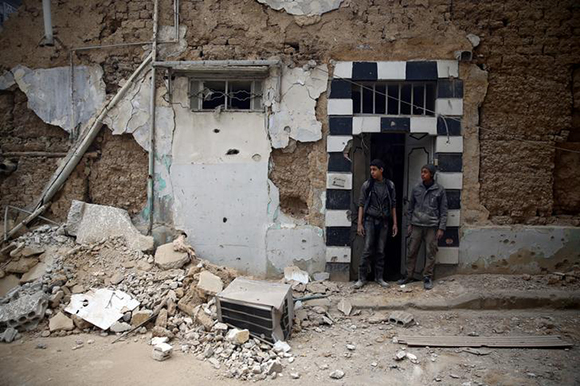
[370,159,385,170]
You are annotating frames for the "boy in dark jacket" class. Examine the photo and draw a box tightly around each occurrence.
[399,164,448,290]
[354,159,398,289]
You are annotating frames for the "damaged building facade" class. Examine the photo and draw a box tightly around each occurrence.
[0,0,579,280]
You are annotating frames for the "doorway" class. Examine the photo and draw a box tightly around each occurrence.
[350,132,434,281]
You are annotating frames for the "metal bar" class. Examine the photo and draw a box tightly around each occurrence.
[147,0,159,235]
[5,204,49,240]
[423,82,427,116]
[1,152,68,157]
[153,60,280,68]
[42,0,54,46]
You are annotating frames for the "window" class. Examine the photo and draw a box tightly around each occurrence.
[189,79,263,111]
[352,82,436,116]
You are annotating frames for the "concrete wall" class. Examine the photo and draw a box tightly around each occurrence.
[459,226,580,274]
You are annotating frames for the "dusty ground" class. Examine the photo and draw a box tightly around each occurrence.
[1,307,578,386]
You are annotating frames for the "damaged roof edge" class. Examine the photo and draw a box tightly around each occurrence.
[153,60,281,69]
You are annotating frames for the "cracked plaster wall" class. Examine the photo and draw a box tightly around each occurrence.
[256,0,343,16]
[1,65,106,133]
[101,66,328,276]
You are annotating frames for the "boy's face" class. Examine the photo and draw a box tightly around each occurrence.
[421,167,432,182]
[370,165,383,180]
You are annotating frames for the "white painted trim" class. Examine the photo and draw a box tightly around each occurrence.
[446,209,460,227]
[377,61,406,80]
[436,247,459,264]
[437,172,463,190]
[328,99,353,115]
[325,210,351,227]
[436,98,463,115]
[410,117,437,135]
[334,62,353,79]
[437,60,459,78]
[436,136,463,153]
[326,246,351,263]
[352,116,381,135]
[327,172,353,190]
[327,135,352,152]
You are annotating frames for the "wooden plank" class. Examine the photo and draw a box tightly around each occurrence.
[399,335,573,348]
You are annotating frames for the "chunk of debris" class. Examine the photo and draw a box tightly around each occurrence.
[0,327,18,343]
[66,200,154,252]
[19,262,47,284]
[461,347,492,355]
[406,352,419,364]
[313,272,330,282]
[329,370,345,379]
[273,340,291,353]
[226,328,250,345]
[154,243,190,270]
[306,282,327,294]
[131,310,153,326]
[5,258,39,274]
[0,290,48,330]
[65,288,139,330]
[284,266,309,284]
[266,359,283,375]
[110,321,132,333]
[152,342,173,361]
[337,299,352,316]
[49,312,74,332]
[389,311,415,327]
[395,350,407,361]
[197,271,224,296]
[172,232,197,257]
[110,272,125,285]
[20,247,45,257]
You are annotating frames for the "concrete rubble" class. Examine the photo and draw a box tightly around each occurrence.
[0,289,48,331]
[284,266,309,285]
[154,242,190,270]
[66,200,154,252]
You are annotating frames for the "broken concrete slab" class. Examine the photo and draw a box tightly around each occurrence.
[152,342,173,361]
[0,290,48,330]
[154,242,190,270]
[65,288,139,331]
[197,271,223,296]
[20,247,45,257]
[49,312,74,332]
[5,258,39,274]
[66,200,154,252]
[284,266,309,285]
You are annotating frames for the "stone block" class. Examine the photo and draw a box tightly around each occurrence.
[131,310,153,326]
[389,311,415,327]
[226,328,249,345]
[110,321,132,333]
[5,258,39,274]
[19,262,47,284]
[72,314,93,330]
[197,271,223,296]
[154,243,190,270]
[0,290,48,330]
[49,312,74,332]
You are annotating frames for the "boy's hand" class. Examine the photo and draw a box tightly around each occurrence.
[357,223,365,237]
[392,223,398,237]
[437,229,444,240]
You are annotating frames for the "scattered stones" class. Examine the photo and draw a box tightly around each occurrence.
[395,350,407,361]
[36,342,47,349]
[329,370,345,379]
[49,312,74,332]
[290,372,300,379]
[266,359,283,375]
[0,327,18,343]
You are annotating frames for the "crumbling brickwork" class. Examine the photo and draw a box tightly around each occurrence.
[0,0,579,227]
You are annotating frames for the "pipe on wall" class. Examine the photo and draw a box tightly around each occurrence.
[42,0,54,46]
[147,0,159,235]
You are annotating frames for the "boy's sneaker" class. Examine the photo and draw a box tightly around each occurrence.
[353,280,366,289]
[397,276,412,285]
[375,279,389,288]
[423,276,433,290]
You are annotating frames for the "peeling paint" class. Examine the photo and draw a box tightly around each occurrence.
[7,65,106,132]
[256,0,343,16]
[268,64,328,148]
[157,25,188,59]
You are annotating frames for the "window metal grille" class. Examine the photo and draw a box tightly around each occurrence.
[189,79,263,111]
[352,82,436,116]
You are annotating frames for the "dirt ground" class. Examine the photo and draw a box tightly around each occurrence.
[1,308,579,386]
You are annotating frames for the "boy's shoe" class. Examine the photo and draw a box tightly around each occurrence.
[423,276,433,290]
[353,280,366,289]
[375,279,389,288]
[397,276,412,285]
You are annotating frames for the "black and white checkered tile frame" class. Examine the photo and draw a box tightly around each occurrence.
[325,60,463,276]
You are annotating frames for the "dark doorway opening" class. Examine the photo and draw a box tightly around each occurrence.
[370,133,405,281]
[350,133,405,282]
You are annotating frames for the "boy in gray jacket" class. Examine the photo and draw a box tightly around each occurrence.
[398,164,447,290]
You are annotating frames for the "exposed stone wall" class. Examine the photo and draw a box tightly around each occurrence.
[0,0,579,228]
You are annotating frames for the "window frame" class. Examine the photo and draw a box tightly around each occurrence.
[189,79,264,112]
[351,81,436,117]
